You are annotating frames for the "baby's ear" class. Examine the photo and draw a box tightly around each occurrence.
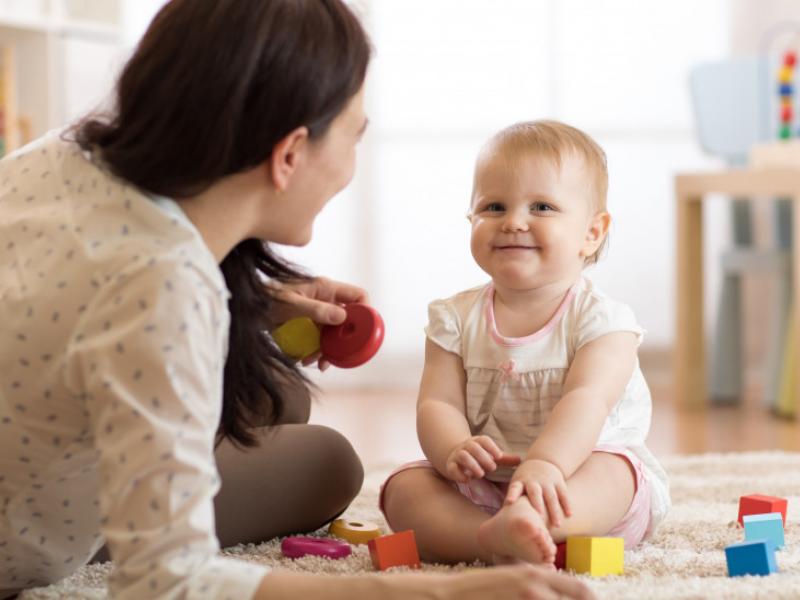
[580,211,611,257]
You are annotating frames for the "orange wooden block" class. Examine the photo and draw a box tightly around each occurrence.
[367,530,421,570]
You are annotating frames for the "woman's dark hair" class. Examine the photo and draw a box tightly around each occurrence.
[72,0,371,446]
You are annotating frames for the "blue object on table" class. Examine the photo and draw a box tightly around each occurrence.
[725,539,779,577]
[689,56,794,408]
[744,512,785,550]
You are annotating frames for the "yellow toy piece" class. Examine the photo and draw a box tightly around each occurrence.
[329,518,381,544]
[271,317,320,360]
[565,536,624,576]
[779,65,794,83]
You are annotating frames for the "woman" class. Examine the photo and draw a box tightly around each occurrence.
[0,1,595,598]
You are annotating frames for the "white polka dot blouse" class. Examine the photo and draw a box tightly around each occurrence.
[0,131,267,599]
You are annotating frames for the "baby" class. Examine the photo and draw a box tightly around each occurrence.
[380,120,670,566]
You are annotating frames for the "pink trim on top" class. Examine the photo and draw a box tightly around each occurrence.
[484,283,576,347]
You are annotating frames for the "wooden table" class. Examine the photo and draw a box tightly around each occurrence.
[675,168,800,408]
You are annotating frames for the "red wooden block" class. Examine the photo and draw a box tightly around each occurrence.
[737,494,788,526]
[367,530,421,571]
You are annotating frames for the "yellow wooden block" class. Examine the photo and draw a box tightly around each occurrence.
[566,536,624,576]
[779,65,794,83]
[329,518,382,544]
[271,317,320,360]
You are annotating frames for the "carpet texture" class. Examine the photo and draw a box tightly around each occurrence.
[19,451,800,599]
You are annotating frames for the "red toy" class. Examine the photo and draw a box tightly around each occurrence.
[555,542,567,570]
[320,303,384,368]
[737,494,788,526]
[272,303,384,368]
[367,530,421,571]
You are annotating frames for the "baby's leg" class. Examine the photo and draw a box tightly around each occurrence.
[382,467,494,564]
[383,468,555,566]
[547,451,637,542]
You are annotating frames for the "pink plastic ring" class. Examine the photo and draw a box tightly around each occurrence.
[280,536,352,560]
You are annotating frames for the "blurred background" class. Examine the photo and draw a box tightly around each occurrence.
[2,0,799,468]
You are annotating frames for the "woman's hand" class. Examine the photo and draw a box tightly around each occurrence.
[269,277,368,370]
[257,564,597,600]
[445,435,521,482]
[505,459,572,527]
[440,564,596,600]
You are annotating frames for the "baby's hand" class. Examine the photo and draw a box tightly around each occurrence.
[504,459,572,527]
[445,436,520,482]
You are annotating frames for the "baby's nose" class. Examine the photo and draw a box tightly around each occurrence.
[501,209,530,231]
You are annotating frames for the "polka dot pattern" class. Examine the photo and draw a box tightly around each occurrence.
[0,132,267,597]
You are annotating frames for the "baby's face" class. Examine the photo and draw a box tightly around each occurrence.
[468,150,603,291]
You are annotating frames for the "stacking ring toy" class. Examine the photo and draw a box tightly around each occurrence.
[271,317,320,360]
[320,304,384,368]
[329,518,382,544]
[272,303,384,368]
[280,536,352,560]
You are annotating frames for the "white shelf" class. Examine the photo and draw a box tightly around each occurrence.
[0,15,120,41]
[0,0,125,150]
[0,14,53,33]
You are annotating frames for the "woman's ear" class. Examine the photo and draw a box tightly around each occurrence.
[580,211,611,257]
[270,126,310,192]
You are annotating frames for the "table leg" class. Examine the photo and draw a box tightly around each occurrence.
[676,190,705,408]
[792,194,800,411]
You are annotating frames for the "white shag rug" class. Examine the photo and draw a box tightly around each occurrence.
[19,451,800,599]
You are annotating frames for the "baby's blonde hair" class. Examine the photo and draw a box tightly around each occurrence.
[473,120,609,264]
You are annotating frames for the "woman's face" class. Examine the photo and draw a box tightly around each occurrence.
[274,86,368,246]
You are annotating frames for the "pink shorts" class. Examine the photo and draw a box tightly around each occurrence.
[379,445,652,549]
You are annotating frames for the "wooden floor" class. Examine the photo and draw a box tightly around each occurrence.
[309,355,800,471]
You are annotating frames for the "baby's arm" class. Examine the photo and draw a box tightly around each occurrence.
[506,332,639,521]
[417,338,470,475]
[527,331,638,474]
[417,338,514,481]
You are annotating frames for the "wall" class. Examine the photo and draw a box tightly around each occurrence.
[281,0,731,387]
[13,1,748,388]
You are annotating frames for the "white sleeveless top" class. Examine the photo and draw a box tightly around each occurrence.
[425,277,670,534]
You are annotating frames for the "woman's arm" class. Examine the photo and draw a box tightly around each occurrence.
[254,564,597,600]
[72,258,269,599]
[525,331,639,478]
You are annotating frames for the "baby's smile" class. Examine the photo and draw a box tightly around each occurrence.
[492,238,540,252]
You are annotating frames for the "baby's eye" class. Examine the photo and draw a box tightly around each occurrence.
[482,202,505,213]
[530,202,554,213]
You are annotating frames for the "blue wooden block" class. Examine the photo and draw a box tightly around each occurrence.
[744,512,785,549]
[725,540,778,577]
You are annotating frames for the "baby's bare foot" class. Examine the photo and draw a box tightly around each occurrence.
[477,497,556,565]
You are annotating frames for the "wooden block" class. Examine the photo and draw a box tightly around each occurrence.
[737,494,788,526]
[329,518,381,545]
[565,536,624,577]
[367,530,421,571]
[725,540,778,576]
[744,513,785,549]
